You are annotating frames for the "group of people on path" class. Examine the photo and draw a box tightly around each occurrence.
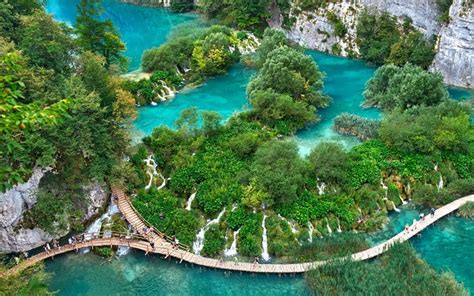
[404,208,436,234]
[43,239,61,254]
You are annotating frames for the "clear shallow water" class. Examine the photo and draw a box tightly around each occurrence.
[133,64,255,138]
[45,250,308,296]
[46,0,197,70]
[368,206,474,293]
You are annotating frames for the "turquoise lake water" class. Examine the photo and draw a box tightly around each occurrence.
[44,210,474,295]
[44,2,474,294]
[46,0,197,70]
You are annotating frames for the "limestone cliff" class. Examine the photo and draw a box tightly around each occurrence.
[272,0,473,88]
[0,169,107,253]
[431,0,473,88]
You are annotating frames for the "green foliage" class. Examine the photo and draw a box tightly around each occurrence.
[333,113,380,141]
[436,0,453,23]
[364,64,449,111]
[379,102,473,154]
[254,28,289,68]
[446,179,474,197]
[76,0,127,69]
[266,214,298,256]
[202,224,226,257]
[411,184,455,207]
[142,25,236,82]
[386,31,435,69]
[248,46,328,133]
[0,40,70,191]
[24,190,72,234]
[170,0,194,12]
[122,70,182,105]
[238,212,262,257]
[0,263,53,296]
[357,10,435,67]
[356,11,400,65]
[94,246,114,258]
[347,140,388,188]
[458,201,474,219]
[199,0,271,31]
[327,11,347,38]
[252,140,307,206]
[307,142,349,186]
[305,243,467,295]
[19,10,76,75]
[132,189,199,246]
[226,206,249,230]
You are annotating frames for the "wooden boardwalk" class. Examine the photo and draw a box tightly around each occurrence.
[3,189,472,276]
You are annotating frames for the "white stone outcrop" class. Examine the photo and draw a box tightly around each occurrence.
[431,0,473,88]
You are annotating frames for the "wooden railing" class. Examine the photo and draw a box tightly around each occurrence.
[114,189,191,252]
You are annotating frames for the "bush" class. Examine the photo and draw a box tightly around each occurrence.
[237,212,262,257]
[94,247,114,258]
[305,243,467,295]
[201,224,226,257]
[458,202,474,219]
[333,113,380,141]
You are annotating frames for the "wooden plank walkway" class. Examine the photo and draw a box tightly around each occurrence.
[3,189,472,276]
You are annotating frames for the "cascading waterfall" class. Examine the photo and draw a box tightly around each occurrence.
[326,218,333,234]
[261,215,270,262]
[224,228,240,257]
[307,222,314,243]
[391,200,401,212]
[316,178,326,195]
[192,209,226,255]
[144,155,168,190]
[160,81,175,99]
[117,224,133,256]
[434,163,444,190]
[380,179,388,198]
[82,198,120,253]
[278,214,298,234]
[337,218,342,233]
[185,192,197,211]
[399,195,408,205]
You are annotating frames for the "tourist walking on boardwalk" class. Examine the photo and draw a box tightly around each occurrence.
[430,208,436,217]
[420,213,425,222]
[404,224,409,234]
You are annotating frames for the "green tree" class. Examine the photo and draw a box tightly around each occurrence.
[254,28,288,68]
[76,0,127,69]
[171,0,194,12]
[363,64,448,111]
[251,140,307,206]
[307,142,349,186]
[386,31,435,69]
[19,10,76,74]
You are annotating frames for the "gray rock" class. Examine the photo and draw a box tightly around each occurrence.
[431,0,474,88]
[82,182,108,222]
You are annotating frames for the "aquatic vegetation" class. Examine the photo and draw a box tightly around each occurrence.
[0,263,53,296]
[333,113,380,141]
[458,202,474,219]
[305,243,468,295]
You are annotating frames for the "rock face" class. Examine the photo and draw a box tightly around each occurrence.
[431,0,474,88]
[272,0,473,88]
[0,169,108,253]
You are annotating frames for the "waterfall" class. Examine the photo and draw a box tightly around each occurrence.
[81,198,120,253]
[261,215,270,262]
[144,155,158,190]
[337,218,342,233]
[391,200,401,212]
[326,219,333,234]
[380,179,388,198]
[399,195,408,205]
[185,192,197,211]
[307,222,314,243]
[435,163,444,190]
[278,214,298,234]
[437,174,444,190]
[316,178,326,195]
[117,224,133,257]
[160,81,175,99]
[224,228,240,257]
[144,155,167,190]
[150,101,158,106]
[192,209,226,255]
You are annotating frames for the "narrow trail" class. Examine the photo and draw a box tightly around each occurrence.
[4,189,472,276]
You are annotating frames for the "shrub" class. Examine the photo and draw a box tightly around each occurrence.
[458,202,474,219]
[201,224,226,257]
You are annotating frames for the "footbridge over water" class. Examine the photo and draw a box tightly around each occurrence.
[3,189,473,276]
